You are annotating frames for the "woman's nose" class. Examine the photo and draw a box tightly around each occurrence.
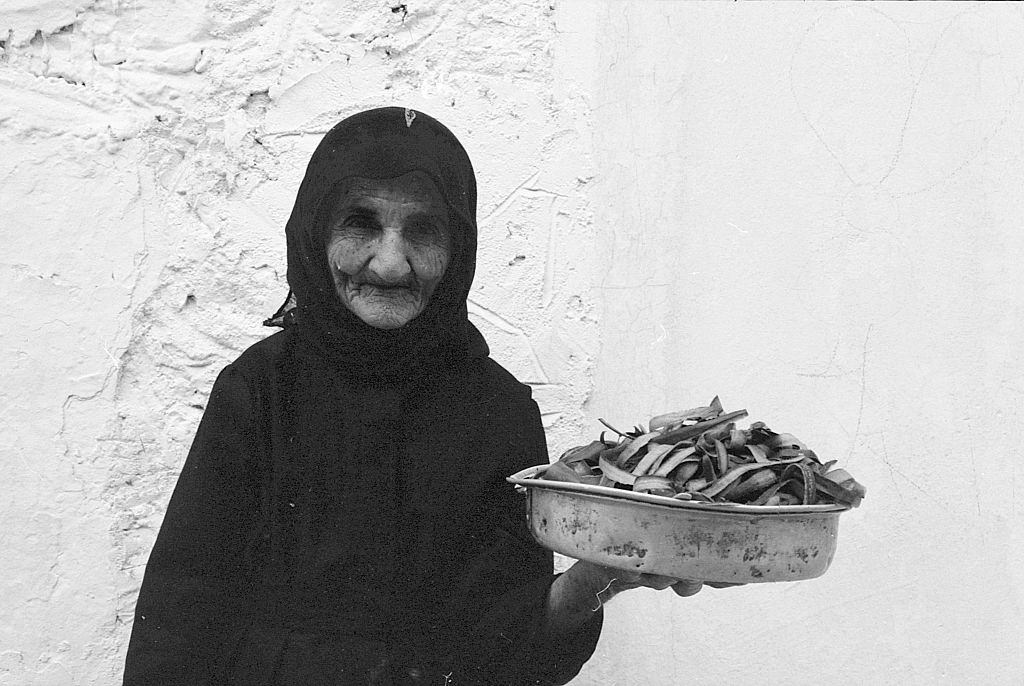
[367,228,411,282]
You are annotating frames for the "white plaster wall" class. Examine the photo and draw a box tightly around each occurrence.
[571,3,1024,685]
[1,1,1021,684]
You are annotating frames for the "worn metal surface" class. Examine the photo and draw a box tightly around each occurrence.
[526,487,842,583]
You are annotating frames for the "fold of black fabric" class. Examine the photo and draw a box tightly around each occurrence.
[123,330,602,685]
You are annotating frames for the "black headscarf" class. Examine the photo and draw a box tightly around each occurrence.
[265,106,486,378]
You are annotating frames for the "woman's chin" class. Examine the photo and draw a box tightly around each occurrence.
[336,285,428,329]
[347,302,424,330]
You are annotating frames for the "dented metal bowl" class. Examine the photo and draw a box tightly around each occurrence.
[507,465,847,583]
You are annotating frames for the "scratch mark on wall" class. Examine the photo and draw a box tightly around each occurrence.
[480,170,540,225]
[522,186,567,199]
[593,280,670,291]
[541,197,560,309]
[965,419,982,516]
[877,430,946,509]
[899,72,1022,197]
[892,464,945,508]
[878,432,903,501]
[257,128,331,140]
[788,9,856,187]
[540,411,563,428]
[876,18,951,185]
[796,340,844,378]
[467,298,522,335]
[846,324,872,464]
[467,298,550,383]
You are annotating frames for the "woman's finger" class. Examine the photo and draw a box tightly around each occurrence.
[671,579,703,597]
[612,569,643,585]
[636,574,677,591]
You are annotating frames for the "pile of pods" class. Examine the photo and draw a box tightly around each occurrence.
[544,397,865,507]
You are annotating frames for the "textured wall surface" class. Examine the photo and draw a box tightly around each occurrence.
[2,1,1022,684]
[577,4,1024,685]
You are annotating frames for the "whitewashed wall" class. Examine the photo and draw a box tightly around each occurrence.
[575,3,1024,685]
[1,1,1021,684]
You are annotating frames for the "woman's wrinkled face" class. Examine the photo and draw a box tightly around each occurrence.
[326,172,452,330]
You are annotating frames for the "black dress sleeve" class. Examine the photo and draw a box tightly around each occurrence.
[123,364,263,686]
[441,398,604,686]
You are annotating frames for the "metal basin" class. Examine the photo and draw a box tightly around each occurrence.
[508,465,847,583]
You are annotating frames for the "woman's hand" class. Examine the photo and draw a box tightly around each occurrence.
[544,561,743,635]
[602,570,703,598]
[602,570,743,598]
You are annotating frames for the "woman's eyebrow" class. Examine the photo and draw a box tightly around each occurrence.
[406,209,447,224]
[332,201,447,227]
[336,203,379,220]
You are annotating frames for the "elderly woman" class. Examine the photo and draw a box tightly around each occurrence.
[123,107,704,686]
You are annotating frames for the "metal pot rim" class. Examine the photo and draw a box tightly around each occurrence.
[507,464,851,516]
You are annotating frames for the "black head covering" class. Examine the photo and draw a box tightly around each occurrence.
[265,106,487,378]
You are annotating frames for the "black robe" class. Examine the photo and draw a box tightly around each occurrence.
[123,108,602,685]
[123,327,602,685]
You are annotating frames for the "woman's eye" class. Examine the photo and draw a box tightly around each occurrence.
[339,215,377,233]
[407,221,446,244]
